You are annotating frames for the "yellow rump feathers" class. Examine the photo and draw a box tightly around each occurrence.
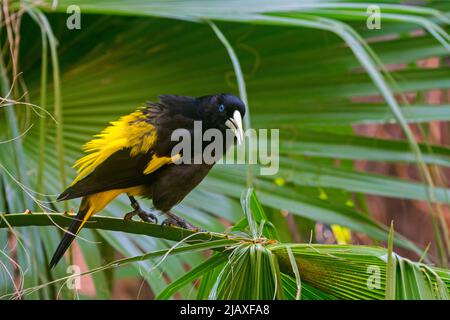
[75,186,146,233]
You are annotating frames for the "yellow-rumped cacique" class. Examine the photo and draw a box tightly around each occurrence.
[49,93,245,268]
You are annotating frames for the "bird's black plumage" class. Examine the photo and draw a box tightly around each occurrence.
[50,93,246,268]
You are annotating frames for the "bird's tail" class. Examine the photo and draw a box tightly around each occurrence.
[50,189,124,268]
[49,197,91,269]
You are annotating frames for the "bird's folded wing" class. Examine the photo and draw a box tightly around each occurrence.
[58,107,179,200]
[71,109,158,185]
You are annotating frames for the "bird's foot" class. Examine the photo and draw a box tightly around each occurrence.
[124,195,158,223]
[124,208,158,224]
[161,212,205,232]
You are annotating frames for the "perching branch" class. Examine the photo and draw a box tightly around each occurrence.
[0,213,228,244]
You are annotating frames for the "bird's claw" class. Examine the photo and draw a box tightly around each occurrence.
[124,209,158,224]
[138,210,158,224]
[161,216,204,232]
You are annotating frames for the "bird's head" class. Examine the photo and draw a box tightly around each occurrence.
[197,93,246,144]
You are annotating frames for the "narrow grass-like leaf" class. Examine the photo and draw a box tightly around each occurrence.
[385,221,396,300]
[156,253,228,300]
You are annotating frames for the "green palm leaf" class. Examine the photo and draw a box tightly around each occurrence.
[1,0,449,298]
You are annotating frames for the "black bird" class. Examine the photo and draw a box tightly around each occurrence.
[49,93,246,268]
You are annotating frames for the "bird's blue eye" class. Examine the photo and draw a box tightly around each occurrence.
[219,104,225,112]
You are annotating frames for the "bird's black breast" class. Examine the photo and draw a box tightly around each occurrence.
[146,163,213,212]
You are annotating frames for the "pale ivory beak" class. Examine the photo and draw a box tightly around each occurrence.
[225,110,244,145]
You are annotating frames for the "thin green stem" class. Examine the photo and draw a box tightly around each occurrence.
[33,10,67,201]
[207,20,253,188]
[0,40,31,209]
[0,213,238,243]
[36,24,48,199]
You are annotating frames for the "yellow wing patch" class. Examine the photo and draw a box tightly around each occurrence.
[143,154,181,175]
[71,109,157,185]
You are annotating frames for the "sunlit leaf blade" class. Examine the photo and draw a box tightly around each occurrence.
[281,273,337,300]
[270,243,450,300]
